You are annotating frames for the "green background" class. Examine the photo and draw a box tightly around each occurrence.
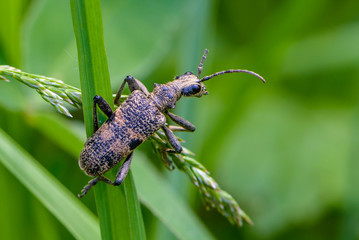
[0,0,358,239]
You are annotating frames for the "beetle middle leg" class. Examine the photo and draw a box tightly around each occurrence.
[162,125,183,153]
[160,111,197,154]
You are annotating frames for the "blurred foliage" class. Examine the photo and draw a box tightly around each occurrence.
[0,0,359,239]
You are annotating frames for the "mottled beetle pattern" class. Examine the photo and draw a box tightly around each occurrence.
[80,91,166,176]
[78,49,265,197]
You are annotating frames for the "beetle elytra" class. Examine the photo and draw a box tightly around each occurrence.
[78,49,265,197]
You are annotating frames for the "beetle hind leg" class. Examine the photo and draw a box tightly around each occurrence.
[78,153,134,197]
[78,177,99,198]
[98,152,134,186]
[162,125,182,153]
[113,151,134,186]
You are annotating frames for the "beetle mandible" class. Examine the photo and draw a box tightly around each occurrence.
[78,49,265,197]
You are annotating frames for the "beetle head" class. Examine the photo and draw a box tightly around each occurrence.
[176,49,265,98]
[174,72,208,98]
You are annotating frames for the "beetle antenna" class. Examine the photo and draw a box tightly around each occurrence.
[199,69,266,83]
[197,49,209,78]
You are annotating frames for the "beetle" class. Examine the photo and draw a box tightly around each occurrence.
[78,49,265,197]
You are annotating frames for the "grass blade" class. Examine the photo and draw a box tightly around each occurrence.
[70,0,146,239]
[0,129,100,240]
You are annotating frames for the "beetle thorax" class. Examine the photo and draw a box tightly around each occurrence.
[150,82,182,111]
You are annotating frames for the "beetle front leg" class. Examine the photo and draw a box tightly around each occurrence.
[166,111,196,132]
[162,125,182,153]
[168,126,192,132]
[114,75,150,105]
[93,95,113,132]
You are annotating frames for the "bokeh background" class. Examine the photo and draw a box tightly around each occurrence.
[1,0,359,239]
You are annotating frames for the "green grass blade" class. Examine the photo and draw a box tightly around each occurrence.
[70,0,146,239]
[70,0,113,135]
[0,129,100,240]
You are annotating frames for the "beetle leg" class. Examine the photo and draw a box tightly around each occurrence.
[78,153,134,196]
[113,151,134,185]
[160,148,175,170]
[95,152,134,186]
[114,75,150,105]
[168,125,190,132]
[93,95,113,132]
[96,175,115,185]
[166,111,196,132]
[78,177,99,198]
[162,125,182,153]
[164,149,179,154]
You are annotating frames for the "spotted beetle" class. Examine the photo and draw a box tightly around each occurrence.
[78,49,265,197]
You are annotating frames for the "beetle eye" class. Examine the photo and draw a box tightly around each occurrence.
[182,84,201,96]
